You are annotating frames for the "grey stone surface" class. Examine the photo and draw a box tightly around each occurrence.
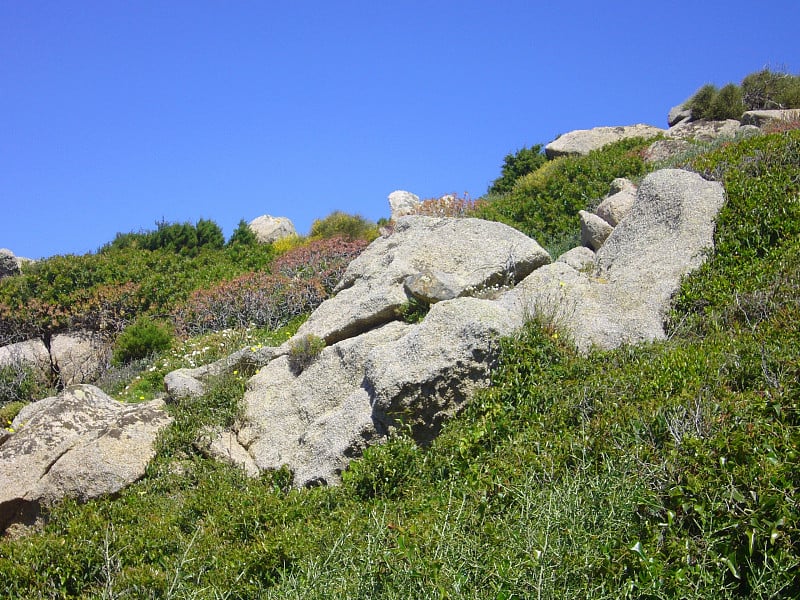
[545,124,664,158]
[295,216,550,344]
[741,109,800,128]
[0,385,172,534]
[388,190,421,219]
[0,339,51,383]
[579,210,614,251]
[556,246,595,271]
[501,168,726,352]
[668,103,692,127]
[596,178,637,227]
[0,249,20,279]
[666,119,742,142]
[248,215,297,244]
[50,330,110,386]
[643,139,693,164]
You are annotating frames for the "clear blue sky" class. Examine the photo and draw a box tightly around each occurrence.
[1,1,797,259]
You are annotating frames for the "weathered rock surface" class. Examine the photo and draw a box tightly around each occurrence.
[0,249,20,279]
[596,178,637,226]
[666,118,742,142]
[556,246,595,271]
[0,385,172,534]
[579,210,613,251]
[388,190,421,219]
[643,139,693,164]
[545,124,664,158]
[667,103,692,127]
[248,215,297,244]
[0,339,51,383]
[294,216,551,344]
[50,330,110,386]
[502,169,726,351]
[741,109,800,128]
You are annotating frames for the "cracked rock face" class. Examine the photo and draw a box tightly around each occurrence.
[0,385,172,535]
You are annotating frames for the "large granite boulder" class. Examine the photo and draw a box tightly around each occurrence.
[0,339,51,384]
[294,216,550,344]
[50,330,110,386]
[545,124,664,158]
[666,118,742,142]
[0,385,172,535]
[502,169,726,351]
[596,178,637,226]
[388,190,421,219]
[248,215,297,244]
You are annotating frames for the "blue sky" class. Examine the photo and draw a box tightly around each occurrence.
[1,1,797,259]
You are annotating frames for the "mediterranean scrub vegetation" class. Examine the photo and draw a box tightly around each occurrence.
[1,128,800,597]
[686,68,800,121]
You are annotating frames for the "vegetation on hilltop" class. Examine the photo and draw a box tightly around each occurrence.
[1,106,799,596]
[686,68,800,121]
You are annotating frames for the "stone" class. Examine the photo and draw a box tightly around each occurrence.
[0,385,172,534]
[741,109,800,128]
[556,246,595,271]
[403,270,460,303]
[0,249,20,279]
[668,103,692,127]
[545,124,664,159]
[248,215,297,244]
[50,330,110,386]
[666,119,742,142]
[501,168,726,352]
[295,216,550,344]
[596,178,637,226]
[388,190,421,219]
[579,210,613,251]
[0,339,51,384]
[643,139,693,164]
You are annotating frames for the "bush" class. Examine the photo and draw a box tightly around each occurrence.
[308,211,378,242]
[488,145,547,195]
[742,68,800,110]
[472,137,651,248]
[112,319,174,365]
[226,219,258,247]
[686,83,719,119]
[709,83,744,120]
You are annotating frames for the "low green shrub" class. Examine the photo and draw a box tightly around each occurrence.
[488,144,547,195]
[112,319,174,366]
[309,211,379,242]
[287,334,325,374]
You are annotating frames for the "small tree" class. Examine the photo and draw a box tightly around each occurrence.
[227,219,257,247]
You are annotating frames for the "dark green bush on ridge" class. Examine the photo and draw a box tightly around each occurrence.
[112,318,174,365]
[488,144,547,195]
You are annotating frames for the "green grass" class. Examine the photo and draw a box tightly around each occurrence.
[1,132,799,599]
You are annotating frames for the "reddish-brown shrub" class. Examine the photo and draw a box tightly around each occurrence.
[411,194,487,218]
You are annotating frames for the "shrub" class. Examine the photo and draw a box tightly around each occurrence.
[742,68,800,110]
[686,83,719,119]
[112,319,174,365]
[488,145,547,195]
[410,194,486,218]
[226,219,258,247]
[308,211,379,242]
[272,236,368,293]
[709,83,744,120]
[287,334,326,374]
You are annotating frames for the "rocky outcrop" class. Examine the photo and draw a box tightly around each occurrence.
[388,190,421,219]
[191,169,725,486]
[667,102,692,127]
[741,109,800,127]
[579,210,613,251]
[666,118,743,142]
[0,249,20,279]
[248,215,297,244]
[0,339,51,383]
[545,124,664,158]
[50,330,110,386]
[502,169,725,351]
[596,178,637,226]
[0,385,172,535]
[294,216,551,345]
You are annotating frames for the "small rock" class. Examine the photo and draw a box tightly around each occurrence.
[248,215,297,244]
[579,210,614,251]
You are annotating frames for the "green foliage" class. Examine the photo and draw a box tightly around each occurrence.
[0,400,25,429]
[0,363,50,407]
[397,296,430,324]
[488,144,547,195]
[686,69,800,122]
[308,211,379,242]
[473,137,652,248]
[742,68,800,110]
[112,318,174,366]
[226,218,258,247]
[101,218,225,256]
[287,334,326,374]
